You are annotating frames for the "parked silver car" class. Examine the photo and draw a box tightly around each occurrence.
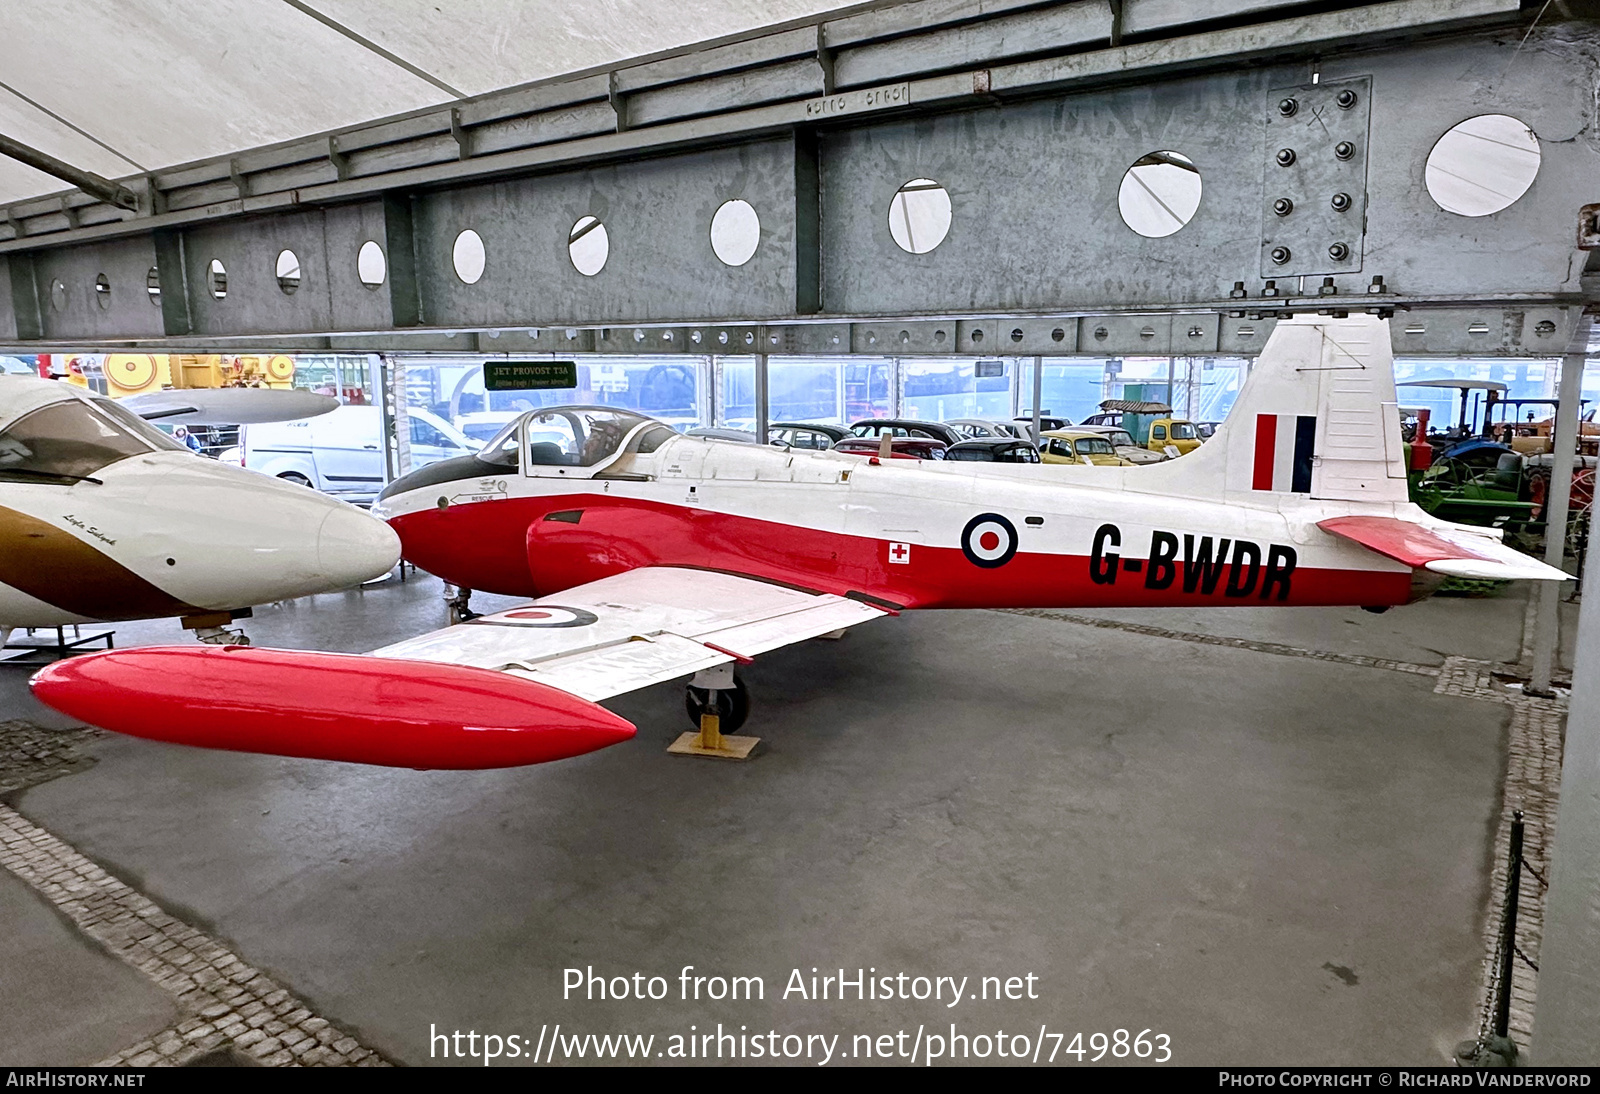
[945,418,1023,440]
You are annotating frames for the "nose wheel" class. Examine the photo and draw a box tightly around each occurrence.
[193,625,250,646]
[685,675,750,734]
[445,586,480,624]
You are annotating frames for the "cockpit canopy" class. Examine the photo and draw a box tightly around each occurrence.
[478,406,675,473]
[0,393,184,484]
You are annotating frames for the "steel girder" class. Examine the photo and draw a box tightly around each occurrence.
[1,0,1596,356]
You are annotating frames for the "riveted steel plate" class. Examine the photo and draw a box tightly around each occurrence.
[1259,76,1371,278]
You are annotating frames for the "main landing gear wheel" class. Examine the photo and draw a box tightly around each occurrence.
[685,676,749,734]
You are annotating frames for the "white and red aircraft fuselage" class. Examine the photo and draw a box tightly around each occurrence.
[30,316,1566,769]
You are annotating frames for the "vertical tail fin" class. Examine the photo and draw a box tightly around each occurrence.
[1128,314,1408,505]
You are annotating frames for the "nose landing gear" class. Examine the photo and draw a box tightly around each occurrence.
[445,585,480,624]
[193,625,250,646]
[182,611,250,646]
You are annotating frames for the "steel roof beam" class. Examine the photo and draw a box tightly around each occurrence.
[0,0,1521,249]
[0,133,138,213]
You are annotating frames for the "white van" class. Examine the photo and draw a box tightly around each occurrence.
[228,405,473,505]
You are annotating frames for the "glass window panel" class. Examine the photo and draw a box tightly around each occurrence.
[900,357,1013,423]
[1393,357,1566,431]
[1034,359,1115,425]
[770,358,852,424]
[1191,358,1248,423]
[420,357,704,434]
[718,357,755,429]
[0,399,167,483]
[722,357,891,430]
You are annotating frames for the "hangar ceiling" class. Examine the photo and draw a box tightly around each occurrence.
[0,0,852,204]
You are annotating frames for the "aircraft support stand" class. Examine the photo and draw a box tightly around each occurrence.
[669,663,759,760]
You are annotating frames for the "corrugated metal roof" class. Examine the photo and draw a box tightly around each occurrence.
[1100,399,1173,413]
[0,0,851,204]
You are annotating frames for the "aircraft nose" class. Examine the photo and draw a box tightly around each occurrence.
[316,505,401,584]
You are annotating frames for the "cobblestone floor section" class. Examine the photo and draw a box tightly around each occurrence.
[0,720,104,796]
[0,802,388,1067]
[1431,659,1568,1050]
[1420,659,1564,1048]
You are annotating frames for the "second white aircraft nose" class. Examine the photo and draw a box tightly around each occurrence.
[317,506,402,585]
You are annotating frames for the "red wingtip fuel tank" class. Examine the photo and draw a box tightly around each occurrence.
[29,646,636,769]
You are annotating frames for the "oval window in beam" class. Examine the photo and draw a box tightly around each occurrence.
[888,178,952,254]
[357,240,387,288]
[569,215,610,276]
[275,249,301,295]
[710,199,761,267]
[1425,114,1540,217]
[452,229,486,285]
[1118,151,1202,238]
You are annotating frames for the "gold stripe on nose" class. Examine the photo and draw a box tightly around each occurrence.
[0,504,200,621]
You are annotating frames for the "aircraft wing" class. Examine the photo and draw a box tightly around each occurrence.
[370,566,891,702]
[29,567,891,770]
[1317,516,1570,581]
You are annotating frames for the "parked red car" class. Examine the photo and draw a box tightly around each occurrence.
[832,436,948,460]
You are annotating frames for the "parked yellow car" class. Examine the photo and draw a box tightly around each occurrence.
[1146,417,1202,455]
[1040,429,1133,466]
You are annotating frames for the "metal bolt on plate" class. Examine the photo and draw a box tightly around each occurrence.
[1273,198,1294,217]
[1334,141,1355,160]
[1328,242,1350,261]
[1278,98,1298,117]
[1276,148,1297,167]
[1330,192,1352,212]
[1336,89,1358,109]
[1270,246,1292,265]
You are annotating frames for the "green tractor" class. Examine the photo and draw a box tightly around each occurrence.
[1408,446,1536,529]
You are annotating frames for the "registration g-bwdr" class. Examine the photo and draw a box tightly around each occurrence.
[28,316,1567,770]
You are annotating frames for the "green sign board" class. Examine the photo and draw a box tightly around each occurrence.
[484,360,578,391]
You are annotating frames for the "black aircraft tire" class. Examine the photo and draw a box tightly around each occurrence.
[685,677,750,734]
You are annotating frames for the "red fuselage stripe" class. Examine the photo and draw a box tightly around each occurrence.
[389,493,1415,610]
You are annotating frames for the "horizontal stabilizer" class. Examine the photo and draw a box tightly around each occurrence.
[1317,516,1569,582]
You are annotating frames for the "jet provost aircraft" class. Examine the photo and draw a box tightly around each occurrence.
[0,376,400,648]
[31,316,1567,769]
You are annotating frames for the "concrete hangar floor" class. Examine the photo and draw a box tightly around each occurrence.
[0,571,1577,1066]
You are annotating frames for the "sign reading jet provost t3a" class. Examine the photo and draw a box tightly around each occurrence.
[1254,414,1317,493]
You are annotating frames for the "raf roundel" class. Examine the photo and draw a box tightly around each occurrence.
[960,513,1018,569]
[470,606,600,628]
